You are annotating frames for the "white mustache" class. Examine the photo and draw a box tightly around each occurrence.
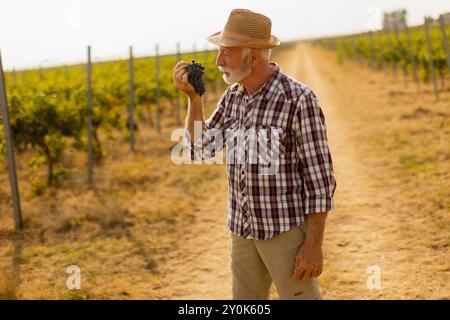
[219,67,232,73]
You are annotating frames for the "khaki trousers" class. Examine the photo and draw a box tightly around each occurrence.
[230,225,321,300]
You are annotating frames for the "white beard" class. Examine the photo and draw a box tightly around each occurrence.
[219,55,252,85]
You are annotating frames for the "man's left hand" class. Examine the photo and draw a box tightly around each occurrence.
[293,242,323,281]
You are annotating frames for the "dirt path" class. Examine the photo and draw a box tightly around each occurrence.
[285,43,449,299]
[291,43,391,299]
[151,42,449,300]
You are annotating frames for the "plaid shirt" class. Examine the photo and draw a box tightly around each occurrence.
[185,62,336,240]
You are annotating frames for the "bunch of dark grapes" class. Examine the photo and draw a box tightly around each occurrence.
[185,60,206,96]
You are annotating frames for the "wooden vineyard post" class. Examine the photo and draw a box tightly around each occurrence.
[155,44,161,135]
[351,36,360,64]
[368,31,375,69]
[424,18,439,100]
[64,64,69,81]
[86,46,94,184]
[405,24,420,91]
[0,51,23,230]
[128,46,136,153]
[394,23,408,87]
[385,29,397,77]
[337,38,345,61]
[439,15,450,89]
[39,65,44,81]
[346,38,352,62]
[377,31,387,74]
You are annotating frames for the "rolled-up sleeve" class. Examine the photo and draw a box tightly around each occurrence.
[294,90,337,214]
[183,92,227,161]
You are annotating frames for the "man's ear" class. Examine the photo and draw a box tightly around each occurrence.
[250,49,259,65]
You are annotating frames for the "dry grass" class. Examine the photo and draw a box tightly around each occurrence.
[0,83,227,299]
[0,269,18,300]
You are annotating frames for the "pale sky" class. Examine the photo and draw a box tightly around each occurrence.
[0,0,449,70]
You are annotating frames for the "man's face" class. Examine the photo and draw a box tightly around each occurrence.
[216,46,252,85]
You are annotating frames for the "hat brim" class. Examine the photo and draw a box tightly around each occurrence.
[206,31,281,49]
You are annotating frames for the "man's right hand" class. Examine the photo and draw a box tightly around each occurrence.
[173,61,199,99]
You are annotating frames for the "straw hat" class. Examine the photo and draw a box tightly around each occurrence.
[207,9,281,49]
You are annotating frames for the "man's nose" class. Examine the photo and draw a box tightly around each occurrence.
[216,54,225,67]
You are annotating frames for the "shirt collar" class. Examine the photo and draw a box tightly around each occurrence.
[236,62,282,100]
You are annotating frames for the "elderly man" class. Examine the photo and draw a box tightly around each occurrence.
[173,8,337,300]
